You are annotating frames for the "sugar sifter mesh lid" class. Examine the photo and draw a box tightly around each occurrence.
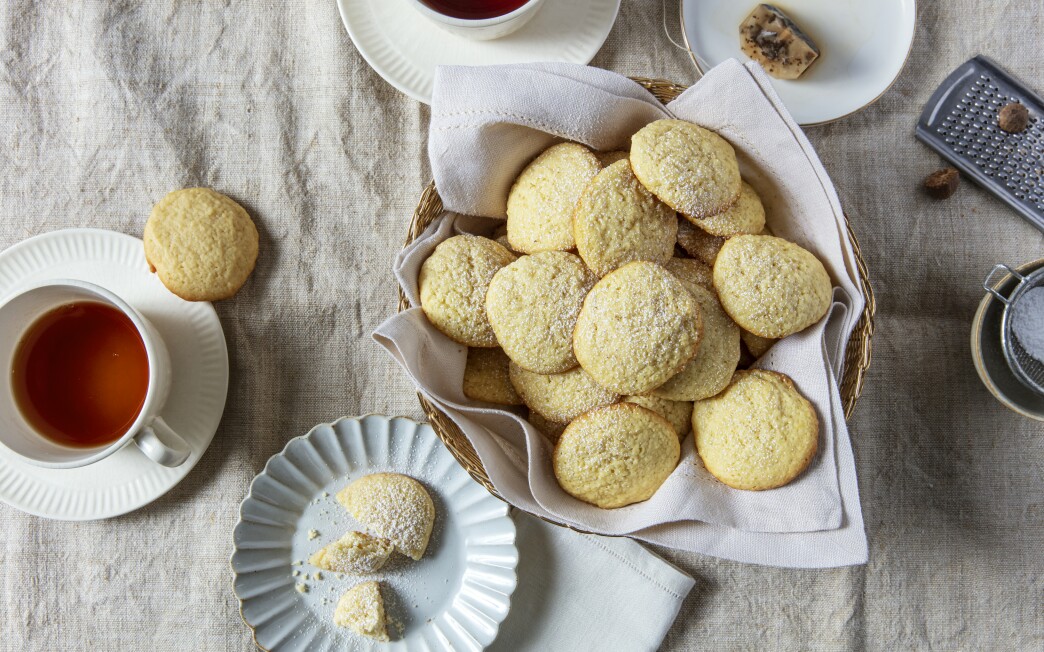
[984,264,1044,394]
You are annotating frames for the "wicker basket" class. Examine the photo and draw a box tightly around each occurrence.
[397,77,877,507]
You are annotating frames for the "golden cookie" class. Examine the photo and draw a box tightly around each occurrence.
[652,283,740,401]
[336,473,435,561]
[685,181,766,237]
[664,257,714,292]
[334,581,389,641]
[573,261,703,394]
[629,119,741,219]
[462,348,522,406]
[692,370,818,490]
[676,217,725,265]
[527,411,568,443]
[553,403,680,508]
[595,150,630,167]
[419,235,516,347]
[509,362,618,423]
[623,395,693,438]
[741,330,776,358]
[506,143,600,253]
[713,235,832,338]
[485,251,597,373]
[309,531,394,575]
[573,160,677,277]
[143,188,259,301]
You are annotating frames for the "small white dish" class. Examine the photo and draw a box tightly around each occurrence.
[231,415,519,651]
[680,0,916,125]
[336,0,621,104]
[0,228,228,520]
[407,0,546,41]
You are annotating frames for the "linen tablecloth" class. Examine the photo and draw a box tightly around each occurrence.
[0,1,1042,650]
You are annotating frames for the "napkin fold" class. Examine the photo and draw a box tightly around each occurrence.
[375,60,869,567]
[491,511,695,652]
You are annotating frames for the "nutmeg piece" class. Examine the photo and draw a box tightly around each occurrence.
[923,168,960,200]
[999,102,1030,133]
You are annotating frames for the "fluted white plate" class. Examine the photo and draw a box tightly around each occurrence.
[336,0,621,104]
[232,415,519,651]
[0,228,228,520]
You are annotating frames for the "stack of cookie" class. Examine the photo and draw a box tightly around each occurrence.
[418,119,832,510]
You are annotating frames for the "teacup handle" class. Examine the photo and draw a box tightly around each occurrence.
[134,416,191,467]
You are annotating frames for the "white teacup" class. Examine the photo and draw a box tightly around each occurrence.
[407,0,545,41]
[0,279,190,468]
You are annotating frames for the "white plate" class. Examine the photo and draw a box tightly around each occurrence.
[0,229,228,520]
[680,0,916,125]
[336,0,621,104]
[231,415,519,651]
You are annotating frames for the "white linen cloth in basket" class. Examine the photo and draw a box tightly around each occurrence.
[374,60,868,567]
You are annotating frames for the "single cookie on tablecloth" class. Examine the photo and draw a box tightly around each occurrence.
[486,251,596,374]
[685,181,766,237]
[692,370,818,490]
[664,256,714,292]
[652,283,740,402]
[462,347,523,406]
[309,531,394,575]
[527,410,569,443]
[336,473,435,561]
[623,395,693,438]
[553,403,680,508]
[143,188,259,301]
[507,143,601,253]
[334,581,390,641]
[713,235,832,338]
[419,234,516,347]
[509,363,618,424]
[573,261,703,395]
[676,217,726,266]
[573,160,677,277]
[630,119,741,219]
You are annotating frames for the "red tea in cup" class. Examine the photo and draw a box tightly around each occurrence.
[419,0,531,20]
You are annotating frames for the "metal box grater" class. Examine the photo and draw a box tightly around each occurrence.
[916,55,1044,232]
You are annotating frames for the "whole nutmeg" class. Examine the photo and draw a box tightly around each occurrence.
[999,102,1030,133]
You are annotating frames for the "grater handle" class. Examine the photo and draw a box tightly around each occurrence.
[983,264,1025,303]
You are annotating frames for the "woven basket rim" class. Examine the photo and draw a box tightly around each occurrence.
[397,76,876,525]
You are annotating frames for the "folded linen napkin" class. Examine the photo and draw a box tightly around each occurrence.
[374,60,868,567]
[492,511,695,652]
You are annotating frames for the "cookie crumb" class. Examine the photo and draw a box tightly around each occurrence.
[924,168,960,199]
[999,102,1030,133]
[314,572,324,581]
[295,583,308,594]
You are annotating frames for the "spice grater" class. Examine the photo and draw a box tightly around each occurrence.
[916,56,1044,232]
[983,263,1044,395]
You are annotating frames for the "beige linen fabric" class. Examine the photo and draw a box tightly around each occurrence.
[0,1,1042,651]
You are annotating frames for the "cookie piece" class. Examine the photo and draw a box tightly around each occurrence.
[623,395,693,438]
[664,256,714,292]
[309,531,394,575]
[509,363,618,423]
[336,473,435,561]
[462,348,522,405]
[506,143,601,253]
[713,235,832,338]
[676,217,726,265]
[486,251,597,373]
[334,581,390,641]
[573,261,703,394]
[685,181,766,237]
[573,160,677,277]
[740,329,776,358]
[652,283,741,401]
[143,188,259,301]
[527,411,569,443]
[419,235,516,347]
[553,403,680,508]
[692,370,818,490]
[630,119,741,219]
[596,150,630,167]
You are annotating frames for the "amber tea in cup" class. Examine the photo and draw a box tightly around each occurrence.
[11,301,149,448]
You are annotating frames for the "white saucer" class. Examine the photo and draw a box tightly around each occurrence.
[680,0,916,125]
[337,0,621,104]
[0,229,228,520]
